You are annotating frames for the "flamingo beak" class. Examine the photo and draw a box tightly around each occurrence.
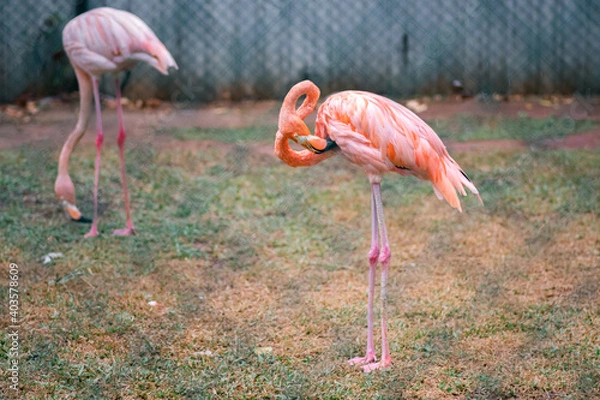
[293,134,328,152]
[61,200,91,223]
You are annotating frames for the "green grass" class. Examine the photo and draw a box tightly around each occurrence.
[431,114,596,143]
[0,116,599,399]
[159,126,276,142]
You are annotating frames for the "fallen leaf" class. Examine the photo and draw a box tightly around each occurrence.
[254,346,273,356]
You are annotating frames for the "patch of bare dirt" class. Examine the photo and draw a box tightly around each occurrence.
[157,138,275,159]
[447,139,528,153]
[0,100,280,150]
[444,129,600,153]
[542,129,600,150]
[418,95,600,121]
[1,95,599,152]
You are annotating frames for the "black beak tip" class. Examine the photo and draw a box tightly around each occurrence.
[73,215,92,223]
[314,138,338,154]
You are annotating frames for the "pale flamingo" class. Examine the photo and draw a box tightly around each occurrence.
[274,80,481,372]
[55,7,178,237]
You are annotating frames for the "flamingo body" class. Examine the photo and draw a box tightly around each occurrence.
[316,90,480,211]
[63,7,177,76]
[274,80,481,372]
[55,7,177,237]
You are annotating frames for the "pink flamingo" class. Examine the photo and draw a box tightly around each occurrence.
[55,7,178,237]
[274,80,482,372]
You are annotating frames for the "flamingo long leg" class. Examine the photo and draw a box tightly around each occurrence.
[55,66,93,222]
[84,77,104,238]
[113,77,135,236]
[363,182,393,372]
[348,186,379,366]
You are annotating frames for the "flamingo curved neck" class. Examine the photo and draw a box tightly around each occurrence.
[274,80,335,167]
[58,67,93,177]
[274,130,334,167]
[279,80,320,122]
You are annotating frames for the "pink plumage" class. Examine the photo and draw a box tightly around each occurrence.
[55,7,177,238]
[62,7,177,76]
[315,90,481,212]
[274,80,481,372]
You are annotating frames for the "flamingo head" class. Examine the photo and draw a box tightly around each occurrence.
[54,174,90,222]
[294,134,335,154]
[277,110,327,150]
[143,41,178,75]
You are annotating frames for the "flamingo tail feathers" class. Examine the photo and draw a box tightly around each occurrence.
[431,158,482,212]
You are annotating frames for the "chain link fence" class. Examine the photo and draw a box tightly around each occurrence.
[1,0,599,103]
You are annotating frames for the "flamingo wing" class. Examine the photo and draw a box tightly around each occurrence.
[318,91,480,211]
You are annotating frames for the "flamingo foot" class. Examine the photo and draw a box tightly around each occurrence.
[113,227,135,236]
[84,226,99,238]
[348,352,376,366]
[362,357,392,373]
